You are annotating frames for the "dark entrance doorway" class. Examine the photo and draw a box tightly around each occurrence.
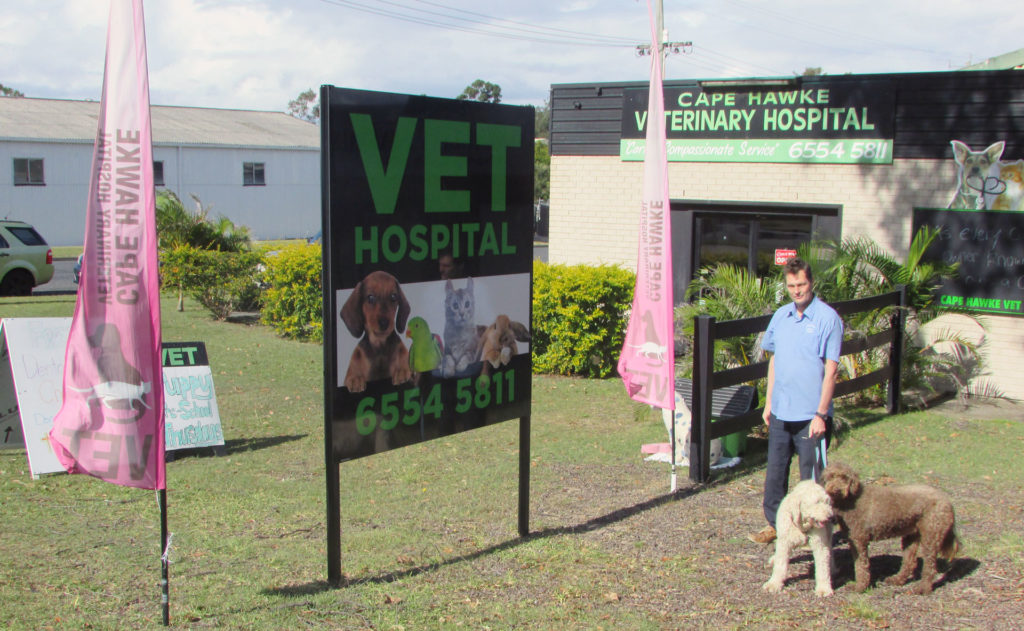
[694,212,813,278]
[672,201,840,302]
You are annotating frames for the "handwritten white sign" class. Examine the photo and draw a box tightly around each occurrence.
[0,318,72,476]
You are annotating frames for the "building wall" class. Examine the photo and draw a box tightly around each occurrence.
[1,140,319,245]
[160,145,319,242]
[550,155,955,267]
[549,153,1024,401]
[1,140,92,245]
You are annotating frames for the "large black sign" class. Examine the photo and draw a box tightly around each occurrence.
[913,207,1024,317]
[321,87,534,462]
[620,79,895,163]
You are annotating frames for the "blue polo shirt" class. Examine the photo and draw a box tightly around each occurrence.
[761,295,843,422]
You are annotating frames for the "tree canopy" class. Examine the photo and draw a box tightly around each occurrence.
[457,80,501,104]
[1,83,24,97]
[534,99,550,139]
[287,88,319,122]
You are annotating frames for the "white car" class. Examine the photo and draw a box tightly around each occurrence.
[0,219,55,296]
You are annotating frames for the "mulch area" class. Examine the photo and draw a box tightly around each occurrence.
[531,399,1024,629]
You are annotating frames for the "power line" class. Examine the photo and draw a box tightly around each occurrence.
[318,0,639,48]
[407,0,638,46]
[315,1,807,80]
[691,45,787,77]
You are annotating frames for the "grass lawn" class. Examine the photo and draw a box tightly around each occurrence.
[1,294,1022,629]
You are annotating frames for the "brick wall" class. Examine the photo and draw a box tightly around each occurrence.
[548,154,1024,401]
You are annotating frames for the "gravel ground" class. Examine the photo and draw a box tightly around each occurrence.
[531,398,1024,630]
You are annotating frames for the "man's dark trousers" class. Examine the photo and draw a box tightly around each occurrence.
[762,413,833,527]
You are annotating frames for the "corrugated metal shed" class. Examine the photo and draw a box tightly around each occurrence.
[0,97,318,149]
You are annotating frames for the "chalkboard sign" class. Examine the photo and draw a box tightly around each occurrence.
[912,207,1024,317]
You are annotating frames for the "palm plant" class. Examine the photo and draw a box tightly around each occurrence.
[797,227,998,405]
[156,190,256,312]
[156,190,251,252]
[676,263,781,373]
[675,227,998,405]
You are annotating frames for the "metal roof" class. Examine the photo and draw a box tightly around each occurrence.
[962,48,1024,71]
[0,97,319,149]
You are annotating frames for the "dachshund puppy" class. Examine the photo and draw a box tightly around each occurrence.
[340,271,413,392]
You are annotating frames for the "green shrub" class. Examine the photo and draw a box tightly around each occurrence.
[159,245,265,320]
[156,190,251,252]
[260,243,323,342]
[532,260,635,377]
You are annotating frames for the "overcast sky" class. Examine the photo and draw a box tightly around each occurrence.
[2,0,1022,112]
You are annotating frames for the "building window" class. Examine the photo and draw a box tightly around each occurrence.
[690,204,839,279]
[243,162,265,186]
[13,158,44,186]
[694,213,814,279]
[153,161,165,186]
[677,201,841,299]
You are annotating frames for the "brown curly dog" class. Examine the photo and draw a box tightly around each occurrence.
[822,462,960,594]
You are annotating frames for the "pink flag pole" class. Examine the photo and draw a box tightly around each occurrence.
[617,0,675,412]
[48,0,169,623]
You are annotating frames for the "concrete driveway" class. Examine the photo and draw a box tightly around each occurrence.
[33,258,78,295]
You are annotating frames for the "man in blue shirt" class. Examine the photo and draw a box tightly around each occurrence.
[750,257,843,544]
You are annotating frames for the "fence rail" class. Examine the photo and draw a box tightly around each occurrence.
[687,286,907,483]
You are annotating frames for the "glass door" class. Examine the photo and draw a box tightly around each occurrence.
[755,216,813,277]
[696,217,751,272]
[693,213,813,279]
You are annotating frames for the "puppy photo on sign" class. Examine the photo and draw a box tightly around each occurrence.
[336,273,530,390]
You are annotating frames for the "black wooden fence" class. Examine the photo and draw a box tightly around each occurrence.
[687,286,907,483]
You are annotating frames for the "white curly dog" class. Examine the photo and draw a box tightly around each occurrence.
[762,479,835,597]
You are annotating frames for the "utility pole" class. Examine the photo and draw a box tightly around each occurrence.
[637,0,691,74]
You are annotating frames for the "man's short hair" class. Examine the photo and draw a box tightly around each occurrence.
[783,257,813,283]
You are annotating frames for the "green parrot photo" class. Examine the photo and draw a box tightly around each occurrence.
[406,316,443,373]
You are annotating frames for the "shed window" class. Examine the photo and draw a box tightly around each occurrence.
[13,158,44,186]
[243,162,265,186]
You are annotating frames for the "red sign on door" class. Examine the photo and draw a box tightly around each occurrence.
[774,248,798,265]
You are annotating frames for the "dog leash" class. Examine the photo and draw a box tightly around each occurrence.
[812,434,827,482]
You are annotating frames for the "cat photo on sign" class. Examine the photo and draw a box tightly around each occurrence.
[335,274,530,389]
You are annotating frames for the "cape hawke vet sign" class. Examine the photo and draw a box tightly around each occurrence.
[913,207,1024,317]
[321,86,534,462]
[621,79,895,164]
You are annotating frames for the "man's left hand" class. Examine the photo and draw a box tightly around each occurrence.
[809,415,826,438]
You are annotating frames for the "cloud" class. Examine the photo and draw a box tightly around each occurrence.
[1,0,1022,112]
